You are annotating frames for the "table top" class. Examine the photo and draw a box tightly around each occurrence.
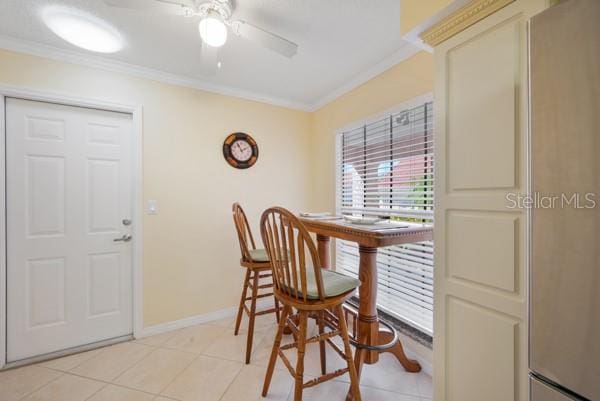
[299,216,433,248]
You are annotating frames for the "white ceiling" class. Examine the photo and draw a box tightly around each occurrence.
[0,0,418,110]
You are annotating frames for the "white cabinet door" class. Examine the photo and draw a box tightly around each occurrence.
[432,1,547,400]
[6,98,133,362]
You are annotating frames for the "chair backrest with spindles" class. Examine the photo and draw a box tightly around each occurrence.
[232,203,256,263]
[260,207,326,303]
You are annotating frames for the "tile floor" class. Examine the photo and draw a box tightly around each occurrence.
[0,314,432,401]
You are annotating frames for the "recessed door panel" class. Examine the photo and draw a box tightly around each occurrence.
[447,297,518,401]
[26,155,65,237]
[88,123,119,145]
[446,17,519,191]
[27,257,66,328]
[88,159,120,234]
[26,116,65,141]
[88,253,121,317]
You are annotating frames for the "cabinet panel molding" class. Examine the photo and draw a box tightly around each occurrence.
[447,296,518,401]
[446,15,521,191]
[447,210,519,293]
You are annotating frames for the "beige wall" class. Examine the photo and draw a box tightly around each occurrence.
[309,51,434,212]
[0,49,312,327]
[0,46,434,328]
[400,0,454,35]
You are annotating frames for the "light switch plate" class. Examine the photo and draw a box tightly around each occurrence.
[147,200,158,215]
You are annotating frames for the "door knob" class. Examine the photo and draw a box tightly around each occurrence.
[113,234,132,242]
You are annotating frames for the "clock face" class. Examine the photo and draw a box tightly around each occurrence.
[223,132,259,169]
[231,139,253,162]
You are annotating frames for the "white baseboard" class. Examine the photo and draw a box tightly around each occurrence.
[136,299,272,339]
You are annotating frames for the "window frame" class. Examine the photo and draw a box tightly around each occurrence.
[334,93,434,335]
[334,93,434,214]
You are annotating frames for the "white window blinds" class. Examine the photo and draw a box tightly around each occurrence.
[336,101,434,334]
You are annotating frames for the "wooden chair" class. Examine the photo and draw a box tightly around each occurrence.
[260,207,362,401]
[232,203,281,364]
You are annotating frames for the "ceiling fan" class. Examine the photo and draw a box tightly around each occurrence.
[102,0,298,59]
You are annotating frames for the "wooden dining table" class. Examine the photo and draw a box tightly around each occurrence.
[299,216,433,381]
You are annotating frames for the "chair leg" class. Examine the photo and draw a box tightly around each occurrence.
[293,310,308,401]
[285,310,297,338]
[335,305,362,401]
[274,297,281,323]
[263,304,290,397]
[245,270,260,364]
[318,311,327,375]
[234,268,251,336]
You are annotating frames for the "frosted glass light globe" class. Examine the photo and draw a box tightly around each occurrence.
[42,6,123,53]
[199,13,228,48]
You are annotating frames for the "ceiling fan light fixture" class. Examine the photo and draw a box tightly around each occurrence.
[42,6,124,53]
[199,11,228,47]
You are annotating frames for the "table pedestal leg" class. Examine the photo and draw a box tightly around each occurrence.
[378,330,421,372]
[345,245,421,401]
[316,234,331,269]
[346,245,379,401]
[356,245,380,365]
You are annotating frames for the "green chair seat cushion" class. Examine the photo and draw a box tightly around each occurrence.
[248,248,270,262]
[248,248,359,299]
[302,269,360,299]
[248,248,291,263]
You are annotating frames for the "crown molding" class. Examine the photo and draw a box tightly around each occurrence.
[0,34,422,114]
[0,35,314,111]
[308,43,421,112]
[401,0,473,52]
[420,0,515,47]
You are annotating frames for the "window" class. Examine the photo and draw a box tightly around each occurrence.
[336,100,434,335]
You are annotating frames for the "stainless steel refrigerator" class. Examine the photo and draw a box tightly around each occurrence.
[529,0,600,400]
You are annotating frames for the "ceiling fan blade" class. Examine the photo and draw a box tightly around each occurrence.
[102,0,193,15]
[232,21,298,58]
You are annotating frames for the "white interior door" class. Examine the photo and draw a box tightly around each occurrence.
[6,97,134,363]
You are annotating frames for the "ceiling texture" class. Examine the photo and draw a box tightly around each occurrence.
[0,0,418,110]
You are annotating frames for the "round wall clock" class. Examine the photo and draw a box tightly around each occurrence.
[222,132,259,169]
